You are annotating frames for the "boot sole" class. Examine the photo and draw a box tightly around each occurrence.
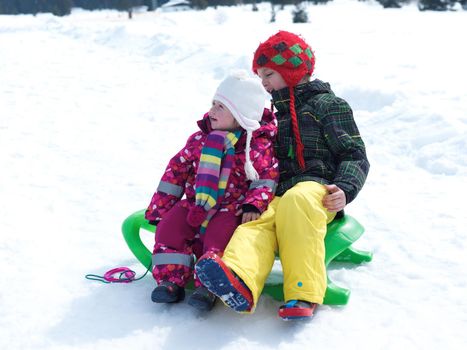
[195,253,252,312]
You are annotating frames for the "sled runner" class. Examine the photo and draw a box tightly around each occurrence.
[122,209,372,305]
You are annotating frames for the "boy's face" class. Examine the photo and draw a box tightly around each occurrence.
[208,100,240,131]
[257,67,288,93]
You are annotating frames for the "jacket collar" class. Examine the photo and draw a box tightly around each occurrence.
[271,79,333,114]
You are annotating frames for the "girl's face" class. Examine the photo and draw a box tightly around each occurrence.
[257,67,288,93]
[208,100,240,131]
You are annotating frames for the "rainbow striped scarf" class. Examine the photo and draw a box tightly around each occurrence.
[195,130,242,234]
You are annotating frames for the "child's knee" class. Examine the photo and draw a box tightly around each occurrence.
[280,182,326,208]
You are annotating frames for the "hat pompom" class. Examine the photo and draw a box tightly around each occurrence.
[187,205,207,227]
[244,131,259,181]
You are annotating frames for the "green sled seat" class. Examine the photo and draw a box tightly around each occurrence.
[122,209,372,306]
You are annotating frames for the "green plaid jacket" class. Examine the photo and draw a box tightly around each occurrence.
[271,79,369,203]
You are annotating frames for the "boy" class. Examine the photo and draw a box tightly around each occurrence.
[195,31,369,320]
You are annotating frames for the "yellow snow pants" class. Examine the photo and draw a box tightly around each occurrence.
[222,181,336,311]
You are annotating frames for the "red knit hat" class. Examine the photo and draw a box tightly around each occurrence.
[252,31,315,169]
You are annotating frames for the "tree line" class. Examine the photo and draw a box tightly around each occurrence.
[0,0,465,17]
[0,0,147,16]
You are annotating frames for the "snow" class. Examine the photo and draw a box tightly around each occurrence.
[1,1,467,349]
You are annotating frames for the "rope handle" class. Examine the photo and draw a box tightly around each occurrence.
[85,264,151,284]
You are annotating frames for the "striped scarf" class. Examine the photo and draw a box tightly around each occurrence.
[192,130,242,234]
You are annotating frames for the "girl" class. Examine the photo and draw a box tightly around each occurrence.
[145,71,279,311]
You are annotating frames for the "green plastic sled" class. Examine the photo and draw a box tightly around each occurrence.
[122,209,372,305]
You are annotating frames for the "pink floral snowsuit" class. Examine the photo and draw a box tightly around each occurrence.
[145,109,279,288]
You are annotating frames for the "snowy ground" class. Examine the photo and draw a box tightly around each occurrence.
[1,1,467,349]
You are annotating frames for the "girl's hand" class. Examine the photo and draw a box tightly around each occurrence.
[235,209,260,224]
[323,184,346,212]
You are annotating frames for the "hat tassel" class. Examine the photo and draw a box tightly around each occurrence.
[244,131,259,181]
[289,86,305,170]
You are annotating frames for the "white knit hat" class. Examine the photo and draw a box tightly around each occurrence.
[213,70,268,181]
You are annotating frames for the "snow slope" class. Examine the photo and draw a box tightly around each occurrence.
[1,2,466,349]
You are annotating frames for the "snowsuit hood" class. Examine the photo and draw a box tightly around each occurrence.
[145,108,279,223]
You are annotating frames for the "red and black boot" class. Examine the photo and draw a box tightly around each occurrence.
[278,300,317,321]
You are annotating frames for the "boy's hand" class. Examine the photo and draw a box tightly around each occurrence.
[323,184,346,212]
[235,209,260,224]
